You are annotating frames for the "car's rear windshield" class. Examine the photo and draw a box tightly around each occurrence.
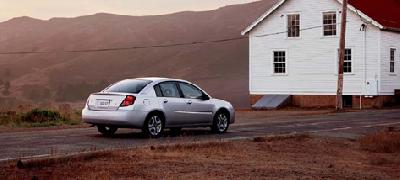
[103,79,152,94]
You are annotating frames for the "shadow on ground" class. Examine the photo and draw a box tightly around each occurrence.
[90,128,220,139]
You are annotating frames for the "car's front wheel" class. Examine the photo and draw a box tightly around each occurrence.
[97,125,118,136]
[143,113,164,138]
[211,111,229,133]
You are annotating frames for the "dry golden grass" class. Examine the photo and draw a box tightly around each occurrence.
[149,141,234,154]
[0,103,82,128]
[255,133,311,142]
[360,129,400,153]
[16,151,112,169]
[1,134,400,179]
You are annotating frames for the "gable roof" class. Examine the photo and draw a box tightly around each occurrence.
[241,0,400,35]
[349,0,400,31]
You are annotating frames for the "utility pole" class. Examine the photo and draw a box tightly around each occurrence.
[336,0,348,111]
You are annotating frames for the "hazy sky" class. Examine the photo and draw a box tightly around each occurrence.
[0,0,259,22]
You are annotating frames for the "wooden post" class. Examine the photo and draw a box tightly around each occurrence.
[336,0,348,111]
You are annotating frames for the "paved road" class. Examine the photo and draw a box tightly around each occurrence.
[1,109,400,160]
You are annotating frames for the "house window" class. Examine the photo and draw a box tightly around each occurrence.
[273,51,286,74]
[323,12,337,36]
[344,49,352,73]
[390,48,396,73]
[287,14,300,37]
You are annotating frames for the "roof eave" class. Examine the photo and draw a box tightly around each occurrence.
[241,0,393,36]
[382,26,400,32]
[241,0,286,36]
[336,0,384,30]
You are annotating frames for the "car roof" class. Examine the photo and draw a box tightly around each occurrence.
[135,77,190,84]
[136,77,168,81]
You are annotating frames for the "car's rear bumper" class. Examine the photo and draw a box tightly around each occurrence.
[82,108,148,128]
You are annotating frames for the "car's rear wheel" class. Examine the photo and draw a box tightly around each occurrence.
[97,125,118,136]
[211,111,229,133]
[143,114,164,138]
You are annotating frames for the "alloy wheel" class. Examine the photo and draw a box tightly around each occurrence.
[147,115,163,136]
[216,113,228,132]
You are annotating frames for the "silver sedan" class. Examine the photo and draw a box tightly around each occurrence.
[82,77,235,138]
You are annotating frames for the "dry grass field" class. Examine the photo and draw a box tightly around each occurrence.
[1,131,399,179]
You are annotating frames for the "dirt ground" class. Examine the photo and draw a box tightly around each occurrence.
[1,134,399,180]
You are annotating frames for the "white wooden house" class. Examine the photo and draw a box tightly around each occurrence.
[242,0,400,108]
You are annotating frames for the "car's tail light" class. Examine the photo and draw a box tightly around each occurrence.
[120,95,136,107]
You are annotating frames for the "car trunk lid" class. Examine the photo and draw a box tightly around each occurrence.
[87,93,132,111]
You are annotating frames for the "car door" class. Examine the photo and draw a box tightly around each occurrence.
[178,82,214,125]
[155,82,189,126]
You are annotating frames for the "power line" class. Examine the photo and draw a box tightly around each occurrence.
[255,22,346,38]
[255,25,324,38]
[0,22,349,55]
[0,36,248,55]
[0,51,49,55]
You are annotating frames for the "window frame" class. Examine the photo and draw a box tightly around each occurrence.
[287,13,301,38]
[343,48,352,74]
[390,48,396,74]
[272,50,287,75]
[322,11,338,37]
[335,48,353,74]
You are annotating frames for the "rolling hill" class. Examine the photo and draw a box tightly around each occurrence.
[0,0,277,108]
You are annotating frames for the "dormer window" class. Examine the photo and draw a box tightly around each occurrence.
[287,14,300,37]
[323,12,337,36]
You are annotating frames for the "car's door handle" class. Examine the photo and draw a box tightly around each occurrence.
[186,100,192,105]
[163,99,168,103]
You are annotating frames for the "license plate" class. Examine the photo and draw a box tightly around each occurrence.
[96,99,111,108]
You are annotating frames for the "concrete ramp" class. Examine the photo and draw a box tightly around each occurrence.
[252,95,291,110]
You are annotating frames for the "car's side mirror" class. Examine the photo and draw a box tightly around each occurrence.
[200,94,210,101]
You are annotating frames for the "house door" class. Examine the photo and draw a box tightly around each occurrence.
[343,95,353,107]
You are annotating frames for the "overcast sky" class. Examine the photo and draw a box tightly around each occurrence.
[0,0,259,22]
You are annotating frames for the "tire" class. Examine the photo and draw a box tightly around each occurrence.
[211,111,230,134]
[97,125,118,136]
[143,113,164,138]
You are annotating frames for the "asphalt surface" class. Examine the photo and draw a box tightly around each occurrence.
[1,109,400,160]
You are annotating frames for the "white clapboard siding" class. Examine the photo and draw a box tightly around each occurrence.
[380,31,400,95]
[248,0,399,96]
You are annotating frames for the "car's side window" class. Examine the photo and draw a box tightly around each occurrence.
[157,82,181,98]
[179,82,203,99]
[154,84,163,97]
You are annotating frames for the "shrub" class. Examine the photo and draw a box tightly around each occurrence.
[0,108,81,127]
[21,109,63,123]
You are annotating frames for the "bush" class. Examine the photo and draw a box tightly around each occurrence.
[21,109,63,123]
[0,108,81,128]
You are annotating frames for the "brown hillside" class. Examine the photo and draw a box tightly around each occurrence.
[0,0,277,108]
